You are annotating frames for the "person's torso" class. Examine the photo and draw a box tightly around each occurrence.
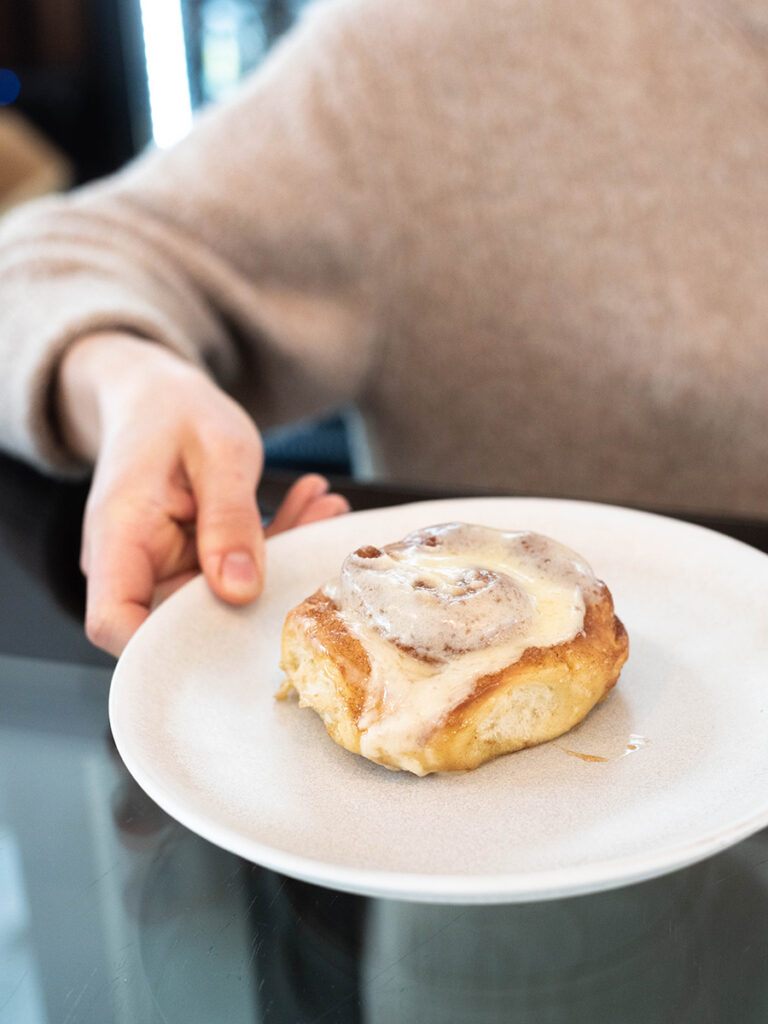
[354,0,768,515]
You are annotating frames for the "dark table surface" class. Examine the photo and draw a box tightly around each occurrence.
[2,451,768,1024]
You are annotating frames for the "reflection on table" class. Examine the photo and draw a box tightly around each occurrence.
[1,449,768,1023]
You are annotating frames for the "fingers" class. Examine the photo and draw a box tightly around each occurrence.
[185,429,265,605]
[82,512,199,656]
[83,535,155,656]
[81,473,349,656]
[75,370,270,652]
[265,474,350,538]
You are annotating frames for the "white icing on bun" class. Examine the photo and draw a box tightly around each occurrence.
[336,522,597,661]
[280,522,629,775]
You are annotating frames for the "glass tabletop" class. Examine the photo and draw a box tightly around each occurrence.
[2,452,768,1024]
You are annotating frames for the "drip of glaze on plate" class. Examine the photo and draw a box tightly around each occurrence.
[558,734,651,763]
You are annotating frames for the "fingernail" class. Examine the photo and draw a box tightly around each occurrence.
[221,550,259,593]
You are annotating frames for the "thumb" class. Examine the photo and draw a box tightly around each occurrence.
[187,439,265,604]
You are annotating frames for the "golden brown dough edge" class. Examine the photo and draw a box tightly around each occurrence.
[278,586,629,775]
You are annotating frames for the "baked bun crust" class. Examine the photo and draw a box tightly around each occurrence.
[278,523,629,776]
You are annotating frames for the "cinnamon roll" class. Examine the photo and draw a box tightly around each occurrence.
[278,523,629,775]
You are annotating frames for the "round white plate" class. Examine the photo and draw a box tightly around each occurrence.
[109,497,768,903]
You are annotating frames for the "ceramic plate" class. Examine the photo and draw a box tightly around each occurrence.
[109,498,768,903]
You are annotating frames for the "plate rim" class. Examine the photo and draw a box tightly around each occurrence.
[109,495,768,903]
[106,709,768,903]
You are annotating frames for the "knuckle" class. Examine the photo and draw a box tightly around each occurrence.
[200,504,259,542]
[197,401,262,458]
[84,606,112,647]
[85,478,158,542]
[200,429,261,473]
[83,483,124,535]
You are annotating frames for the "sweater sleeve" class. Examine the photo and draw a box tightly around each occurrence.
[0,0,389,474]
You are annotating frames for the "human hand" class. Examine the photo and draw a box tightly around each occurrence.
[57,332,349,655]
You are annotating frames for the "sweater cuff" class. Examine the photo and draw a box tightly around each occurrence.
[0,274,210,476]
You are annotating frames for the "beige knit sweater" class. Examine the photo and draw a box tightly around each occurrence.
[1,0,767,515]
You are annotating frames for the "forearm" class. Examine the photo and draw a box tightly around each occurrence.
[0,201,228,474]
[0,0,382,475]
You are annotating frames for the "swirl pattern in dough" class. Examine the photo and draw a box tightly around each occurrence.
[278,522,629,775]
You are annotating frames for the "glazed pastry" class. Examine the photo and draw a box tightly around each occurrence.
[278,522,629,775]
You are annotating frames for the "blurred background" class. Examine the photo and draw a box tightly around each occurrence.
[1,0,315,182]
[0,0,353,476]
